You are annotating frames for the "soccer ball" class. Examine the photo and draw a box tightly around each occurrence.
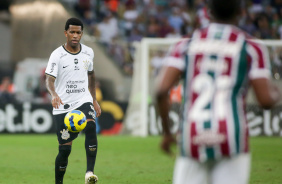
[64,110,87,132]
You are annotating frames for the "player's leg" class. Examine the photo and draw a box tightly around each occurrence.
[173,156,208,184]
[54,113,79,184]
[84,120,98,172]
[211,153,251,184]
[84,120,98,184]
[78,103,98,184]
[55,142,72,184]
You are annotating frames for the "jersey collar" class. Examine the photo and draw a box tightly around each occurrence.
[62,44,82,55]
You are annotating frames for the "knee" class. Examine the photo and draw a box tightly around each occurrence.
[85,121,96,133]
[59,145,72,158]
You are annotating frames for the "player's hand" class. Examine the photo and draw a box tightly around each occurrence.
[51,94,63,109]
[161,134,176,156]
[93,100,101,117]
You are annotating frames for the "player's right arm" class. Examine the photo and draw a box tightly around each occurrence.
[45,50,63,109]
[45,75,63,109]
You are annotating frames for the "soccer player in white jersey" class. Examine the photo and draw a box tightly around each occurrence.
[45,18,101,184]
[156,0,280,184]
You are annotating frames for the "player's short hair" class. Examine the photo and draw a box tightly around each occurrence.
[208,0,241,21]
[65,17,84,31]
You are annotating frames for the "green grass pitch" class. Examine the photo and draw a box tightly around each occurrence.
[0,135,281,184]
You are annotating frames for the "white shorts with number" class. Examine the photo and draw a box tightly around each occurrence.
[173,154,251,184]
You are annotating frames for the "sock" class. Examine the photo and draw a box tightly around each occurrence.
[84,121,98,173]
[55,145,72,184]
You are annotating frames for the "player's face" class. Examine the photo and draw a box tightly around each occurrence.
[64,25,83,48]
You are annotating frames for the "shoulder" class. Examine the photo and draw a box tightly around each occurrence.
[50,45,65,58]
[81,44,94,58]
[169,38,190,57]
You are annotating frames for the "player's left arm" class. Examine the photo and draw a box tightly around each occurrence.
[88,70,102,117]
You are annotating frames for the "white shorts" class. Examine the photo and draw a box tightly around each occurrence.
[173,154,251,184]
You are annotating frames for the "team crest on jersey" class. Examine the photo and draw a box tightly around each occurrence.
[83,60,90,70]
[60,129,70,140]
[74,58,80,70]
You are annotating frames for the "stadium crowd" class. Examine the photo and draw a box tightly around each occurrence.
[59,0,282,75]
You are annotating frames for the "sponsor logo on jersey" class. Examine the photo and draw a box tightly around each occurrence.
[82,50,90,56]
[66,88,85,94]
[192,130,226,146]
[70,102,78,107]
[50,63,56,73]
[60,53,67,59]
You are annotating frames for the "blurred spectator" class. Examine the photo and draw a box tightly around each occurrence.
[154,0,169,7]
[107,37,126,67]
[82,10,96,34]
[248,0,264,14]
[104,0,120,15]
[128,27,143,42]
[195,1,210,28]
[143,0,158,16]
[168,7,184,33]
[241,16,258,35]
[146,16,160,37]
[158,18,174,37]
[180,6,193,35]
[0,76,15,103]
[123,0,139,36]
[166,28,182,38]
[61,0,282,76]
[74,0,91,18]
[94,12,118,46]
[254,13,273,38]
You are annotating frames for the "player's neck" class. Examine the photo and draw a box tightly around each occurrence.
[64,43,81,54]
[212,18,237,26]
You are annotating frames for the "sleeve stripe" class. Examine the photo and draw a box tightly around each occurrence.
[45,73,56,79]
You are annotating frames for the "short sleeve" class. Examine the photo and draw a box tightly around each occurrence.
[88,48,94,72]
[247,40,271,80]
[163,40,187,71]
[45,51,59,78]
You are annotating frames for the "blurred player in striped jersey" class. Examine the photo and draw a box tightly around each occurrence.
[156,0,280,184]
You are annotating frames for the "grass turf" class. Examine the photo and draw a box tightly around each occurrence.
[0,135,280,184]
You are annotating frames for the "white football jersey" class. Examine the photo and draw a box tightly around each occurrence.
[45,44,94,115]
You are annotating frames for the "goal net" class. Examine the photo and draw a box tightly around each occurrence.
[122,38,282,137]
